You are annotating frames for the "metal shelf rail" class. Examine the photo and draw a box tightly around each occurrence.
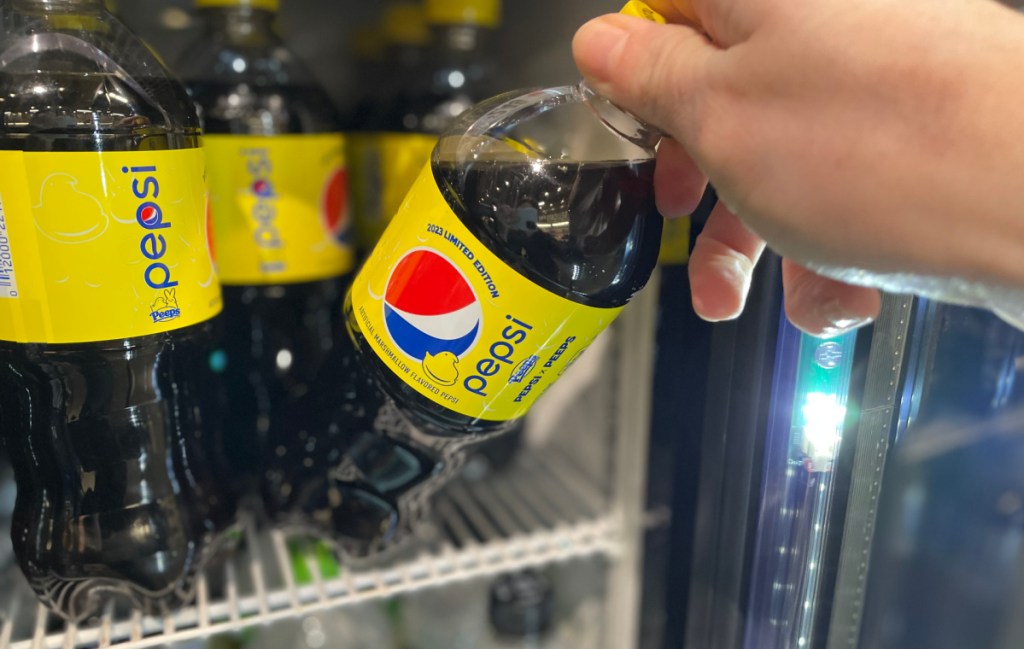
[1,447,620,649]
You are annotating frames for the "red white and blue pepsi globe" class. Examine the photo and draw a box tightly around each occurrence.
[384,249,482,361]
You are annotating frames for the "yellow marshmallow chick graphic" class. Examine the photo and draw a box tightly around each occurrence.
[34,173,110,246]
[423,351,459,386]
[33,168,143,297]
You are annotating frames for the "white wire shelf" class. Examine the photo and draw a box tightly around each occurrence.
[0,445,620,649]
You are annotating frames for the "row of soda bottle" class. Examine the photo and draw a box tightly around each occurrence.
[0,0,665,622]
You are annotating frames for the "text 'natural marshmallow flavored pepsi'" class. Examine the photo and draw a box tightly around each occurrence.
[175,0,355,500]
[345,1,666,436]
[0,0,237,620]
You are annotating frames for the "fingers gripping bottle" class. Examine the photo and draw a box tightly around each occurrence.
[346,2,666,436]
[176,0,355,498]
[0,0,236,620]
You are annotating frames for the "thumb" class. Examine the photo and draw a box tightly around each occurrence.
[572,14,715,143]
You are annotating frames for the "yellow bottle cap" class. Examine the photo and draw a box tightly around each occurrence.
[195,0,280,11]
[425,0,501,29]
[383,3,431,46]
[621,0,699,26]
[620,1,666,23]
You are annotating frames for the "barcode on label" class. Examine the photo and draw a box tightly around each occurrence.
[0,194,20,298]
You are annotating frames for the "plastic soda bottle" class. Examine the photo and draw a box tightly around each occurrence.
[345,1,666,436]
[0,0,236,620]
[176,0,355,497]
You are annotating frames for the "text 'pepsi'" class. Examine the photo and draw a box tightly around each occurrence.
[202,134,353,285]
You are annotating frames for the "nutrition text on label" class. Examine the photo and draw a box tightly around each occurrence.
[0,195,20,299]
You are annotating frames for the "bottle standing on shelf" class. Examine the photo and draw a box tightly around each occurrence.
[400,569,594,649]
[345,2,665,437]
[175,0,356,499]
[413,0,501,133]
[0,0,236,620]
[349,0,432,256]
[352,0,501,255]
[342,20,389,136]
[486,571,557,648]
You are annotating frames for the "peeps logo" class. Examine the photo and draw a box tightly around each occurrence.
[384,249,482,361]
[509,355,538,384]
[150,288,180,323]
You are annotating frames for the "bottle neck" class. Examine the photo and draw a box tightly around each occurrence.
[12,0,103,12]
[577,80,662,151]
[388,42,425,73]
[202,5,277,45]
[429,23,489,55]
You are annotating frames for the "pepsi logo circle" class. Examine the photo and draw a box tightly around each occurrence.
[320,166,349,239]
[140,204,160,226]
[252,179,273,197]
[384,249,482,361]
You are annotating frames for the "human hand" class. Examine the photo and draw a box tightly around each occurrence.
[574,0,1024,334]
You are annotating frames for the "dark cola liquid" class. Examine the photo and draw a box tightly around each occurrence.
[347,159,661,436]
[262,332,450,558]
[0,325,235,619]
[183,81,350,497]
[0,67,236,620]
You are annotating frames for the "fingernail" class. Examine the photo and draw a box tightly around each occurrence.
[691,252,754,322]
[710,253,753,318]
[575,18,629,84]
[815,298,874,337]
[691,290,708,318]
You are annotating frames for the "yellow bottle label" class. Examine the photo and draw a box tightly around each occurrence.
[350,165,623,422]
[204,134,354,285]
[351,132,437,250]
[658,216,692,265]
[0,149,221,344]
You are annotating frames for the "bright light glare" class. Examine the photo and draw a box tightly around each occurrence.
[802,391,846,457]
[448,70,466,88]
[276,349,293,370]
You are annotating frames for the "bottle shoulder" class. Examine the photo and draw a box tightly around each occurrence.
[432,88,662,308]
[177,33,340,135]
[0,10,199,150]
